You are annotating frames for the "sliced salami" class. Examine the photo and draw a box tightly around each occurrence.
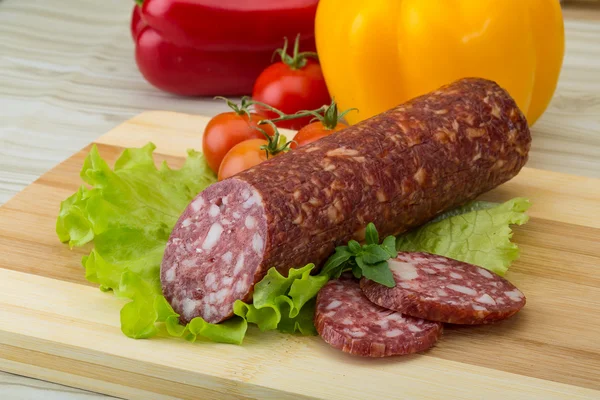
[360,252,526,325]
[161,78,531,324]
[315,274,442,357]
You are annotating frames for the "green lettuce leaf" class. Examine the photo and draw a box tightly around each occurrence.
[56,143,250,342]
[396,198,531,276]
[233,264,329,335]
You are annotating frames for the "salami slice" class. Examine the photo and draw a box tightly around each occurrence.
[315,274,442,357]
[161,78,531,324]
[360,252,526,325]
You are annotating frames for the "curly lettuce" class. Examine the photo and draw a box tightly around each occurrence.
[396,198,531,276]
[57,143,240,341]
[233,264,329,335]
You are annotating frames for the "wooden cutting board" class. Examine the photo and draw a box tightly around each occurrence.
[1,111,599,400]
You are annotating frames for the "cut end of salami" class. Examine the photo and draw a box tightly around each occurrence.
[360,252,526,325]
[161,179,268,324]
[315,275,443,357]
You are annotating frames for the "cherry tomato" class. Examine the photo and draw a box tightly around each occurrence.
[202,112,274,173]
[290,121,348,149]
[131,5,146,41]
[252,37,330,130]
[218,139,272,181]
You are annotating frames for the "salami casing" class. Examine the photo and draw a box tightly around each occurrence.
[161,78,531,324]
[360,252,526,324]
[315,274,442,357]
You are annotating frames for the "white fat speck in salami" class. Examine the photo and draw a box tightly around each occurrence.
[386,313,404,322]
[242,191,261,209]
[190,197,205,212]
[476,293,497,305]
[478,269,494,279]
[215,288,230,303]
[208,204,220,217]
[221,251,233,263]
[348,330,367,338]
[205,272,216,287]
[207,292,217,304]
[505,290,524,302]
[181,218,192,228]
[182,298,199,320]
[388,260,418,280]
[385,329,402,338]
[360,252,526,325]
[252,234,264,254]
[233,253,245,275]
[327,300,342,310]
[315,274,442,357]
[376,319,389,330]
[245,215,257,229]
[164,268,176,282]
[203,303,212,319]
[181,258,196,268]
[234,280,246,293]
[202,223,223,250]
[447,284,477,296]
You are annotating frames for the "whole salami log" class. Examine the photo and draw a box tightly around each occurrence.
[360,252,526,324]
[161,77,531,324]
[315,274,442,357]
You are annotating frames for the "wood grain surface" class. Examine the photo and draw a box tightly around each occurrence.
[1,0,599,398]
[1,111,600,400]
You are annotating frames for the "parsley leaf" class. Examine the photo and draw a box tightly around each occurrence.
[365,223,379,245]
[320,223,396,287]
[360,260,395,288]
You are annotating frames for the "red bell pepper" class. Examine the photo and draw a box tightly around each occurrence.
[131,0,319,96]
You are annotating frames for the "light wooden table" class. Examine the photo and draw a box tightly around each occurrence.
[1,1,599,399]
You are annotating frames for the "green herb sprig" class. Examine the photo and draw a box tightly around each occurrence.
[320,223,397,287]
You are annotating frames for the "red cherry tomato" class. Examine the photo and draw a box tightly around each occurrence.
[218,139,272,181]
[291,121,349,149]
[202,112,274,173]
[252,37,330,130]
[131,5,146,41]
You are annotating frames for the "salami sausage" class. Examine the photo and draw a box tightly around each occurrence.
[161,77,531,324]
[360,252,526,324]
[315,274,442,357]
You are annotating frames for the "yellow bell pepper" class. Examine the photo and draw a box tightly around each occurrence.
[315,0,564,126]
